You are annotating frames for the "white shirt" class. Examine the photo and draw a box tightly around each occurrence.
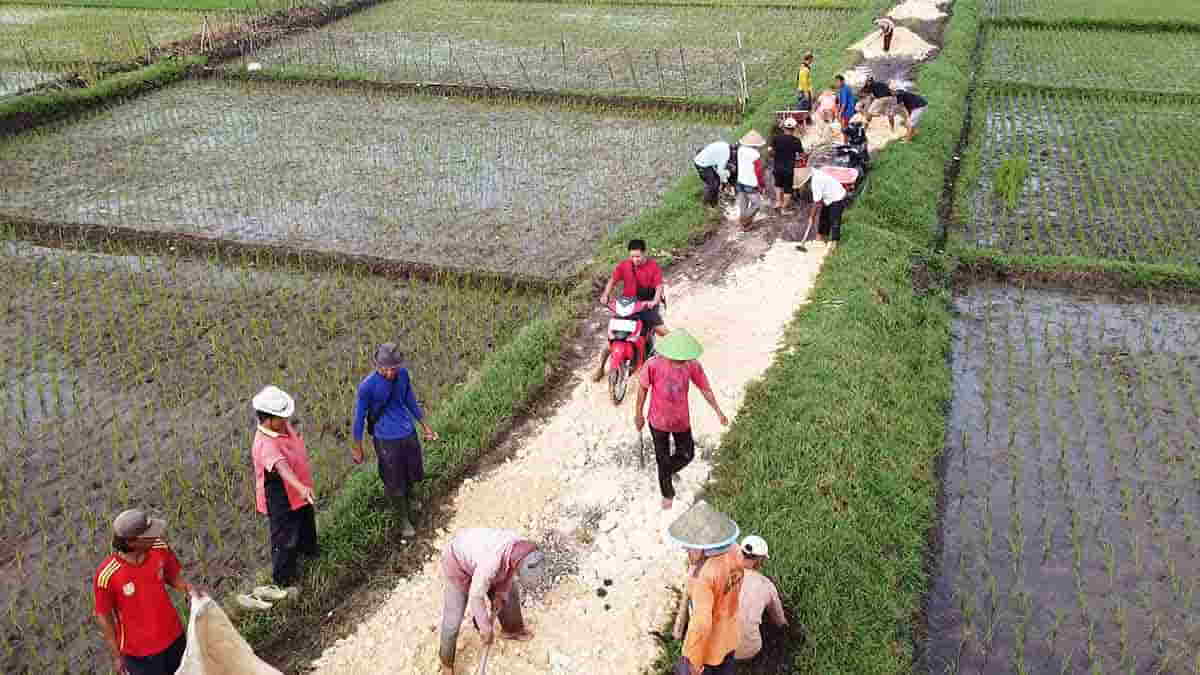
[694,142,732,182]
[736,145,761,188]
[810,168,847,205]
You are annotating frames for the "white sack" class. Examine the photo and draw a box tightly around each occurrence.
[175,594,284,675]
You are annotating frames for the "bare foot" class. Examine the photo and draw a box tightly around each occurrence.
[441,665,454,675]
[662,498,674,510]
[501,629,535,642]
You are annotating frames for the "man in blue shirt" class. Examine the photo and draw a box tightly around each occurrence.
[834,75,856,127]
[352,343,438,537]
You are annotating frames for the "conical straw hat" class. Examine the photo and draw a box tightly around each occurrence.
[655,329,703,361]
[739,130,766,147]
[668,501,739,550]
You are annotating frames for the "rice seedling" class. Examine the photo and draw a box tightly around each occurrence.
[0,233,559,671]
[0,78,726,279]
[983,0,1200,27]
[926,284,1200,673]
[959,88,1200,265]
[241,3,850,100]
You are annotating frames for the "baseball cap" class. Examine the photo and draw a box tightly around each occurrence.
[741,535,769,558]
[252,385,295,418]
[518,550,546,580]
[113,509,167,539]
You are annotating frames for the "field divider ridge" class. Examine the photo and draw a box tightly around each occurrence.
[0,215,573,293]
[985,15,1200,34]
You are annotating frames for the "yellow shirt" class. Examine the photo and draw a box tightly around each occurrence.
[796,64,812,93]
[683,549,744,667]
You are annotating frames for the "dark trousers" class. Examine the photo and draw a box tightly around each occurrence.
[696,164,721,206]
[651,426,695,499]
[818,199,847,241]
[266,474,318,586]
[883,31,893,52]
[123,634,185,675]
[675,651,735,675]
[439,581,524,667]
[374,434,425,498]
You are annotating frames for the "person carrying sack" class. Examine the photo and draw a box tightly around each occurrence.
[351,343,438,537]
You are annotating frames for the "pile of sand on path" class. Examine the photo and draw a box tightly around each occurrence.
[848,26,937,61]
[889,0,947,21]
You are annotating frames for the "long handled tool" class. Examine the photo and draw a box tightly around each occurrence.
[638,425,646,469]
[795,209,817,252]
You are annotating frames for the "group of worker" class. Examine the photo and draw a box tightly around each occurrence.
[796,51,928,141]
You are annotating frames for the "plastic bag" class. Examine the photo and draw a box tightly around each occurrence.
[175,594,283,675]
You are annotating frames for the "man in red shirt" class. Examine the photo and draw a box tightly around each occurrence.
[634,330,728,510]
[597,239,668,379]
[251,385,318,593]
[93,509,196,675]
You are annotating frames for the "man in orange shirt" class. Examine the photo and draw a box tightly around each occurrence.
[668,501,743,675]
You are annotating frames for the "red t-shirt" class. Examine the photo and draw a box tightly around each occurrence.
[93,543,184,657]
[611,258,663,300]
[639,356,711,432]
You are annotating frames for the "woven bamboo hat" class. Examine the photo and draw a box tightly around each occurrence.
[668,501,740,551]
[739,130,766,147]
[655,329,703,361]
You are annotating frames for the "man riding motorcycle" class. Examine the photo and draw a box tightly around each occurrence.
[595,239,668,380]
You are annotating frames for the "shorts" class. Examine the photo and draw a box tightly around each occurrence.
[773,170,794,193]
[867,96,897,117]
[907,106,927,128]
[123,634,185,675]
[635,306,663,329]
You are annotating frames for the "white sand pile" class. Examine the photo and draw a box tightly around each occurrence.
[848,26,937,61]
[889,0,947,21]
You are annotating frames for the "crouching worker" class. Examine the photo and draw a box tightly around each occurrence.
[693,140,734,207]
[251,386,317,599]
[805,166,848,250]
[440,528,544,675]
[734,536,787,662]
[94,509,198,675]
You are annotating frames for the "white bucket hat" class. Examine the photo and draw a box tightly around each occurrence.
[781,117,798,130]
[252,385,295,418]
[741,535,769,558]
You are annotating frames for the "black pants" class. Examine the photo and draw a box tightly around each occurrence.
[123,634,185,675]
[696,164,721,206]
[266,473,318,586]
[651,426,695,499]
[675,651,735,675]
[818,199,847,241]
[883,30,893,52]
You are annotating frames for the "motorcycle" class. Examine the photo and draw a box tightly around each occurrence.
[599,296,656,404]
[832,121,869,172]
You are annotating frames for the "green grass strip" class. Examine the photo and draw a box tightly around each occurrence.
[985,16,1200,34]
[952,246,1200,294]
[0,56,199,136]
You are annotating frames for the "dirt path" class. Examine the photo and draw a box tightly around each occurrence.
[305,5,951,672]
[307,222,829,674]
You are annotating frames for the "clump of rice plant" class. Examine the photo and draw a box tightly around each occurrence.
[993,156,1029,210]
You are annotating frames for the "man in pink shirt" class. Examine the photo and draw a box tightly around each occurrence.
[250,386,317,593]
[634,329,728,510]
[439,528,544,675]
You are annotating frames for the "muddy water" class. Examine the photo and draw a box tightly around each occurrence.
[923,284,1200,673]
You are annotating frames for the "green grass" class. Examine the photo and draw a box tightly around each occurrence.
[982,25,1200,95]
[953,247,1200,294]
[984,0,1200,30]
[1,0,292,8]
[0,6,253,63]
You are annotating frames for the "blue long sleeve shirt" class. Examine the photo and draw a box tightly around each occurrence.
[837,84,857,121]
[353,369,425,441]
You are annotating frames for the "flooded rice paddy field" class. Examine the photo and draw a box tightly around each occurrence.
[0,78,726,279]
[982,26,1200,95]
[0,237,555,672]
[0,70,57,97]
[922,284,1200,674]
[242,4,850,99]
[961,91,1200,266]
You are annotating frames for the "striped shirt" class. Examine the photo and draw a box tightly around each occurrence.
[93,543,184,657]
